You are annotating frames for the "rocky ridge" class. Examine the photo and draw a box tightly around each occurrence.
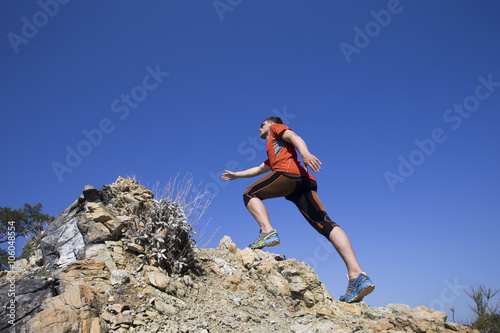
[0,177,477,332]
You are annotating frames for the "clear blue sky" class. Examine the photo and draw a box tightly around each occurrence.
[1,0,499,323]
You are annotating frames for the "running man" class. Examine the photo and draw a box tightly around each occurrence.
[221,117,374,302]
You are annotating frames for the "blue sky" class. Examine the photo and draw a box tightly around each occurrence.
[1,0,499,323]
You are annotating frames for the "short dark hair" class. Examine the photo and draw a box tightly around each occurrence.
[264,117,283,124]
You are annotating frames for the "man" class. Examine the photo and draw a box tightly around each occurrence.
[221,117,374,303]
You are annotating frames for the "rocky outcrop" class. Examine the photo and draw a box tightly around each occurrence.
[40,180,153,271]
[0,177,478,332]
[40,198,87,270]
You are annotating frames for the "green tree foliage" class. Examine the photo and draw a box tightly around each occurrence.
[0,248,8,271]
[0,203,54,270]
[463,284,500,333]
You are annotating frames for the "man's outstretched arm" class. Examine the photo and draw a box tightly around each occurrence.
[281,129,322,172]
[222,163,272,181]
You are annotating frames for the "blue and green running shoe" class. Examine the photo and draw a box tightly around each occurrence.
[248,229,280,249]
[339,272,375,303]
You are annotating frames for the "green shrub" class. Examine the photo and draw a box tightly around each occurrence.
[462,284,500,332]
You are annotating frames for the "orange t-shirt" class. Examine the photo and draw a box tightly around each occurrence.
[264,124,315,181]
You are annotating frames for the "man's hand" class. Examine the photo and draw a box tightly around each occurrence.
[281,130,322,172]
[221,170,238,181]
[221,163,271,180]
[302,153,322,172]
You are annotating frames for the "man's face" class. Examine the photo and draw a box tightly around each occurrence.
[259,121,271,139]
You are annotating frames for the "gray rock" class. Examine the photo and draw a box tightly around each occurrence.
[155,299,177,316]
[0,278,56,332]
[384,303,412,315]
[39,184,124,271]
[85,243,117,271]
[111,270,130,285]
[40,199,86,270]
[445,321,464,331]
[274,254,286,261]
[218,235,237,253]
[83,185,103,203]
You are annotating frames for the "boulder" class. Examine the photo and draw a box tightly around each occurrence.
[147,270,170,291]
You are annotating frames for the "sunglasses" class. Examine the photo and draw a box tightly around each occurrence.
[260,122,268,128]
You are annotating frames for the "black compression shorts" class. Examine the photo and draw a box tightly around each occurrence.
[243,171,339,238]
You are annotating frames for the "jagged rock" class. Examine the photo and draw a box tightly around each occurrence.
[115,313,133,325]
[24,284,103,333]
[446,321,466,331]
[413,304,448,322]
[108,303,130,314]
[101,177,153,212]
[57,259,111,295]
[146,270,170,291]
[1,177,480,332]
[239,247,260,268]
[110,270,130,285]
[39,177,152,271]
[125,242,145,254]
[86,202,113,223]
[385,302,412,315]
[79,202,125,244]
[154,299,177,316]
[218,235,237,254]
[11,258,28,272]
[40,199,86,269]
[28,249,43,267]
[85,244,117,271]
[83,185,103,203]
[0,278,56,332]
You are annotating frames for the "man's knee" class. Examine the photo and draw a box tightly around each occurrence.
[322,222,339,239]
[310,213,339,238]
[243,192,253,207]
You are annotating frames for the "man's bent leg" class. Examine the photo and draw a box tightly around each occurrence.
[286,189,363,279]
[328,227,362,279]
[243,171,295,231]
[246,197,274,233]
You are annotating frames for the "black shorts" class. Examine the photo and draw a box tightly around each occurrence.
[243,171,339,238]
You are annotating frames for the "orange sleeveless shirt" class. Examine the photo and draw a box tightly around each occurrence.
[263,124,315,181]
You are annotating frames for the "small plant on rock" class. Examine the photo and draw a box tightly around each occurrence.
[462,284,500,333]
[129,174,211,274]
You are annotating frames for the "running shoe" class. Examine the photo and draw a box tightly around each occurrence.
[248,229,280,249]
[339,272,375,303]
